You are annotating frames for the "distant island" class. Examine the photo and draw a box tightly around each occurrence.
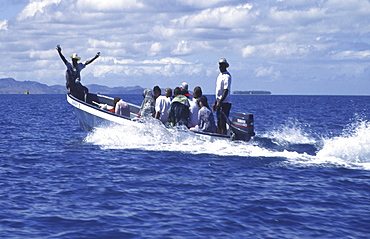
[0,78,273,95]
[233,90,271,95]
[0,78,145,94]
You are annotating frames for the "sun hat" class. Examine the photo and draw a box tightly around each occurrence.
[70,53,81,61]
[219,57,229,67]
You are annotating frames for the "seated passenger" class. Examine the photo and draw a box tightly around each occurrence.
[110,97,120,113]
[180,82,191,97]
[190,95,217,133]
[167,87,190,126]
[138,89,155,118]
[165,87,173,100]
[154,86,171,124]
[188,86,202,128]
[114,97,130,117]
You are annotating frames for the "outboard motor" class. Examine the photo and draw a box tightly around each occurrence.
[230,112,255,141]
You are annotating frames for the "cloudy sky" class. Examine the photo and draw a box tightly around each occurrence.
[0,0,369,94]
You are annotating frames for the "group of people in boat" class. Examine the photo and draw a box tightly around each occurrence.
[136,83,217,133]
[57,45,232,135]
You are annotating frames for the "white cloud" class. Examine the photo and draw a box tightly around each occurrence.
[77,56,193,80]
[176,0,226,8]
[0,20,7,30]
[332,50,370,60]
[172,40,192,55]
[255,66,280,80]
[142,58,190,65]
[268,7,325,26]
[242,46,255,58]
[17,0,62,21]
[76,0,145,11]
[29,49,56,59]
[172,4,253,29]
[87,39,123,49]
[148,42,163,56]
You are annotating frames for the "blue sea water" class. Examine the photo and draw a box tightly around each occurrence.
[0,94,369,238]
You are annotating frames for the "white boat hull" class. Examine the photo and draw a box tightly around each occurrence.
[67,93,254,142]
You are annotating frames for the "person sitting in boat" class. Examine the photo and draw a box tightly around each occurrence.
[109,97,119,113]
[56,45,100,102]
[180,82,191,97]
[111,97,130,117]
[167,87,190,127]
[138,89,155,118]
[190,95,217,133]
[153,86,171,124]
[179,82,194,126]
[188,86,203,128]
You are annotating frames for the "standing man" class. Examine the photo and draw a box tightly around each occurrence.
[213,58,232,135]
[56,45,100,101]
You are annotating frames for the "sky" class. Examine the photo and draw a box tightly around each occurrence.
[0,0,369,95]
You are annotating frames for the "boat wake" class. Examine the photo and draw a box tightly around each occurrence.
[316,119,370,169]
[84,118,370,170]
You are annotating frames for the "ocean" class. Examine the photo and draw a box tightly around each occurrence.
[0,94,369,238]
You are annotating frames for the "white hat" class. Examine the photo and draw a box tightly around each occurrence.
[219,57,229,67]
[181,82,188,90]
[70,53,81,61]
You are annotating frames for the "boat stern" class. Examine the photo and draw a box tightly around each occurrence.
[230,112,255,141]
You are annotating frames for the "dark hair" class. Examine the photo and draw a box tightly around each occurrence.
[165,88,172,97]
[113,97,121,109]
[153,85,161,94]
[199,95,210,109]
[193,86,202,98]
[174,87,182,96]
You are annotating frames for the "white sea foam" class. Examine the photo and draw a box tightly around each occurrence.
[315,120,370,169]
[84,118,370,170]
[84,119,298,158]
[262,119,316,145]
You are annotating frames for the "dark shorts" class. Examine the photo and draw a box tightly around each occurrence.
[216,103,231,120]
[69,82,88,101]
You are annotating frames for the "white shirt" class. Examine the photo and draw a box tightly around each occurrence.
[155,95,171,123]
[115,99,130,117]
[188,97,199,127]
[215,71,232,103]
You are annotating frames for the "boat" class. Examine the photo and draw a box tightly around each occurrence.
[66,93,255,142]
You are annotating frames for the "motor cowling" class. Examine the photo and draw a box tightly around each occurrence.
[230,112,255,141]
